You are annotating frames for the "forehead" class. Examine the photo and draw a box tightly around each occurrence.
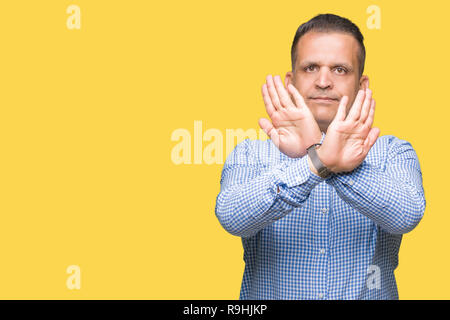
[296,31,359,68]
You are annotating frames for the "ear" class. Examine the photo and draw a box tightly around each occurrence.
[359,75,369,90]
[284,71,294,89]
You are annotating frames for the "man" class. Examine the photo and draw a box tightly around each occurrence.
[215,14,426,299]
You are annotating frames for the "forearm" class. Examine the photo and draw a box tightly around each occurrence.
[327,160,426,234]
[215,155,324,238]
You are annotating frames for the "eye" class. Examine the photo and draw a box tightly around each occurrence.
[334,67,347,74]
[304,65,317,72]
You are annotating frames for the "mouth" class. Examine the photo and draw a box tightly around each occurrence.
[310,97,338,104]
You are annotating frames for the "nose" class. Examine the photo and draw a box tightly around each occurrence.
[314,67,333,90]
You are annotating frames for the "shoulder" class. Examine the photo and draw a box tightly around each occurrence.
[373,134,418,156]
[371,134,401,146]
[368,134,417,154]
[225,138,286,167]
[366,134,421,169]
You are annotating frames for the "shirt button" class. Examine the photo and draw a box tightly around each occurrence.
[322,208,328,214]
[318,293,324,299]
[319,249,325,254]
[348,179,354,186]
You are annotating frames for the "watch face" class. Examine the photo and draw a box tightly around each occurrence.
[307,143,321,151]
[319,168,331,178]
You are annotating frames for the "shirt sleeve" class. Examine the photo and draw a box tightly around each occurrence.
[326,137,426,234]
[215,139,324,238]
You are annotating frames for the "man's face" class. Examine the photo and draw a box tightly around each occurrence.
[285,31,368,133]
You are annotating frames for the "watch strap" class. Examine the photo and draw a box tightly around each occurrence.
[307,143,333,178]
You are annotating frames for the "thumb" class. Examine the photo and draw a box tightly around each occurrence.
[334,96,348,122]
[258,118,280,147]
[363,127,380,152]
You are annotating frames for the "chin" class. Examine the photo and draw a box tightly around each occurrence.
[315,115,335,129]
[314,110,336,121]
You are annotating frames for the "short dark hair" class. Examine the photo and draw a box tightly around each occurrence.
[290,13,366,76]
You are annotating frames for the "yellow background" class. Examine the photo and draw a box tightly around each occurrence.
[0,0,447,299]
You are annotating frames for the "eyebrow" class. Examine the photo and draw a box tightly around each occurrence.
[299,61,354,72]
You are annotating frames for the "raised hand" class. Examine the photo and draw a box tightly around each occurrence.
[317,88,380,173]
[258,75,322,158]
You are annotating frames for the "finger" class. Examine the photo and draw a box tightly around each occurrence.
[266,75,282,110]
[364,99,376,127]
[258,118,280,147]
[274,75,294,109]
[262,83,275,117]
[363,127,380,153]
[347,89,365,121]
[258,117,273,136]
[334,95,349,121]
[285,78,296,104]
[287,84,307,109]
[358,88,372,122]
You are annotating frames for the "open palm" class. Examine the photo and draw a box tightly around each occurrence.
[258,75,322,158]
[320,89,380,173]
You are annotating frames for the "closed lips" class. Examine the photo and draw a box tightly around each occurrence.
[312,96,337,100]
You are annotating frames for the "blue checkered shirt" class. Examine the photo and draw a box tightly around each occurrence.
[215,133,426,300]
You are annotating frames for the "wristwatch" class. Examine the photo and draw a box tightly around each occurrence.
[307,143,333,178]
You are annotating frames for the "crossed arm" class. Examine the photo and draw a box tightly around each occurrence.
[215,75,425,237]
[215,139,322,238]
[215,137,426,238]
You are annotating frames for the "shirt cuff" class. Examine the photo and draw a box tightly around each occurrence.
[270,155,325,206]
